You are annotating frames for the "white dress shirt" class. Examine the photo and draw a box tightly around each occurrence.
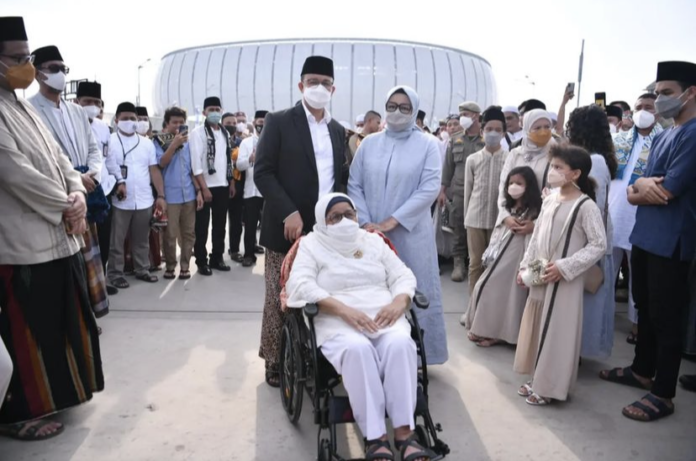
[91,118,117,195]
[106,132,157,211]
[189,124,229,188]
[608,134,645,250]
[236,134,263,198]
[302,102,335,197]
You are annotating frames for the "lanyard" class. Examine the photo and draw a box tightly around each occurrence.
[117,132,140,166]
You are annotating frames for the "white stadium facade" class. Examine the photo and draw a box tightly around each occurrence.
[153,38,497,128]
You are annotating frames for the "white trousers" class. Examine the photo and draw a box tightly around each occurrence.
[0,338,11,408]
[321,328,417,440]
[612,247,637,323]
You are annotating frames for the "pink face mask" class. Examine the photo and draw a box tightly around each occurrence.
[547,168,568,188]
[508,184,526,199]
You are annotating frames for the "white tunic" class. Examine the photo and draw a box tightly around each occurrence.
[608,135,645,250]
[236,135,263,198]
[302,102,335,197]
[285,231,417,347]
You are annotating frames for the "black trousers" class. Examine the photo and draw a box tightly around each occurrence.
[243,197,264,259]
[228,182,245,254]
[630,246,691,399]
[96,194,114,272]
[195,186,228,265]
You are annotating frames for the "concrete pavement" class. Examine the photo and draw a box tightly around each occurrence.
[1,256,694,461]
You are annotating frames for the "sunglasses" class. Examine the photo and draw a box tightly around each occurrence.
[40,64,70,74]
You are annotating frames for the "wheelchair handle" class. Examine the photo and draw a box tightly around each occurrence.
[413,291,430,309]
[304,303,319,318]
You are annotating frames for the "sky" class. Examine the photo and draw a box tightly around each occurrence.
[5,0,696,118]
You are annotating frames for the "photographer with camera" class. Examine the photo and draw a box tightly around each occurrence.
[155,106,203,280]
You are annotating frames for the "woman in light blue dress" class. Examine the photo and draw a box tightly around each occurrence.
[348,85,448,364]
[567,105,618,359]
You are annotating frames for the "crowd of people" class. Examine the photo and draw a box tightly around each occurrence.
[0,15,695,457]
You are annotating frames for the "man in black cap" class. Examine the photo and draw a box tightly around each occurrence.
[106,102,167,288]
[28,45,111,316]
[601,61,696,422]
[0,16,103,440]
[416,110,426,130]
[135,106,152,137]
[236,110,268,267]
[606,104,624,134]
[77,81,118,285]
[255,55,346,387]
[463,107,508,301]
[190,96,235,275]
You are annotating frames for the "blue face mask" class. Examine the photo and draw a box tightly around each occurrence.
[206,111,222,125]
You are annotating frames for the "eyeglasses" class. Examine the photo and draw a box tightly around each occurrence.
[385,103,413,114]
[0,54,34,65]
[40,64,69,74]
[326,209,357,225]
[304,78,334,90]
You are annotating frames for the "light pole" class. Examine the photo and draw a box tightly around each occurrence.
[137,58,151,107]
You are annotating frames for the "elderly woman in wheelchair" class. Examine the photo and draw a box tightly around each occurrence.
[285,193,432,461]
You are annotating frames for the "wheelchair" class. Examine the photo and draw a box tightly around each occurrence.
[278,291,450,461]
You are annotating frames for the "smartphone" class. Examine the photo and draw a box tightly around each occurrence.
[595,92,606,109]
[566,82,575,94]
[179,125,188,134]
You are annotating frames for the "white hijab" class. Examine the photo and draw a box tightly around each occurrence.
[520,109,555,156]
[312,193,367,256]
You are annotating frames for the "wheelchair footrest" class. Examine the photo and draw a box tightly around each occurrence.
[328,396,355,425]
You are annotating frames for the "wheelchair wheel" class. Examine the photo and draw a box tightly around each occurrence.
[317,438,332,461]
[279,316,304,423]
[415,424,432,450]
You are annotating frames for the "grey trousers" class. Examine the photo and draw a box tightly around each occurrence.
[108,207,152,280]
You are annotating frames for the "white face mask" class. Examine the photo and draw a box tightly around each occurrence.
[236,122,247,133]
[136,120,149,135]
[440,131,450,142]
[459,116,474,131]
[632,110,656,130]
[356,127,363,134]
[608,123,618,134]
[325,217,359,242]
[42,71,66,92]
[385,111,412,132]
[83,105,101,120]
[303,85,332,110]
[118,120,137,135]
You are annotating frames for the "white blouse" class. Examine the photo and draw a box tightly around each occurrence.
[286,231,417,346]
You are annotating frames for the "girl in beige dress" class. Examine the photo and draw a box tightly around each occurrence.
[514,146,607,406]
[465,166,542,346]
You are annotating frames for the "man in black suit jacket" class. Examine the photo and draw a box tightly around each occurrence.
[254,56,346,387]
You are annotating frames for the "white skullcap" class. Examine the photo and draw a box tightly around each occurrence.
[502,105,520,115]
[356,114,365,123]
[339,121,351,130]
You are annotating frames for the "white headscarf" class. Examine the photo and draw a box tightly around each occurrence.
[521,109,555,156]
[312,192,366,256]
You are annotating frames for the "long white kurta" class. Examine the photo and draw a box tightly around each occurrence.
[348,129,448,364]
[285,230,419,440]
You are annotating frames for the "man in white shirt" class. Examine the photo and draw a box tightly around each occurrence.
[503,105,523,143]
[609,93,663,344]
[27,46,110,317]
[190,96,235,275]
[106,102,166,288]
[236,110,267,267]
[76,81,119,293]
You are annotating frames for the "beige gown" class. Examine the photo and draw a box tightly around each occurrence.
[465,220,532,344]
[513,194,606,401]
